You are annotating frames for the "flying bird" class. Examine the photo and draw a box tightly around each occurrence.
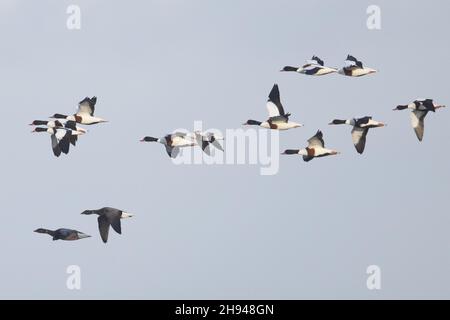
[338,55,377,77]
[281,130,339,162]
[140,132,196,158]
[50,96,108,125]
[32,127,84,157]
[393,99,446,141]
[34,228,91,241]
[329,116,385,154]
[281,55,337,76]
[81,207,133,243]
[243,84,302,130]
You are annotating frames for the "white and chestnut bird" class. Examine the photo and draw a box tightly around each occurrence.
[393,99,446,141]
[281,56,337,76]
[193,131,224,156]
[81,207,133,243]
[243,84,302,130]
[140,132,196,158]
[338,55,377,77]
[34,228,91,241]
[50,96,107,125]
[32,126,84,157]
[282,130,339,162]
[329,116,385,154]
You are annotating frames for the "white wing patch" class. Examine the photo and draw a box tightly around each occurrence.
[266,101,281,117]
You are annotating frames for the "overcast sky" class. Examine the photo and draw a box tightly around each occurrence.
[1,0,449,299]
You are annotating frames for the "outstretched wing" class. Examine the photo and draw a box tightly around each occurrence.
[97,215,110,243]
[266,84,285,117]
[50,134,61,157]
[351,127,369,154]
[345,55,363,68]
[77,97,96,116]
[311,55,324,66]
[307,130,325,148]
[411,110,427,141]
[165,145,180,158]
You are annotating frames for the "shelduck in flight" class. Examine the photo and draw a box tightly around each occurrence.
[393,99,446,141]
[140,132,196,158]
[282,130,339,162]
[243,84,302,130]
[281,56,337,76]
[338,55,377,77]
[32,126,84,157]
[329,116,385,154]
[50,96,108,125]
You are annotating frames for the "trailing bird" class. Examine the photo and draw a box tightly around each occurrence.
[243,84,302,130]
[338,55,377,77]
[281,130,339,162]
[329,116,385,154]
[50,96,108,125]
[393,99,446,141]
[81,207,133,243]
[34,228,91,241]
[281,55,337,76]
[140,132,196,158]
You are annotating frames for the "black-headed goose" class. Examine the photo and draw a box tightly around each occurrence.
[194,131,224,155]
[393,99,446,141]
[243,84,302,130]
[140,132,196,158]
[329,116,385,154]
[32,127,84,157]
[81,207,133,243]
[282,130,339,162]
[281,56,337,76]
[51,96,107,125]
[338,55,377,77]
[34,228,91,241]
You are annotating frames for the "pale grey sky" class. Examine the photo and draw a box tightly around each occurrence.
[1,0,449,299]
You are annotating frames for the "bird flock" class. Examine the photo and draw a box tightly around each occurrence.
[32,54,446,243]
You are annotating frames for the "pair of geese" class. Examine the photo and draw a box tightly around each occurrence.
[35,207,133,243]
[242,83,445,161]
[30,97,107,157]
[281,55,377,77]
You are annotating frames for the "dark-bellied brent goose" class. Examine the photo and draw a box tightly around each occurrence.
[81,207,133,243]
